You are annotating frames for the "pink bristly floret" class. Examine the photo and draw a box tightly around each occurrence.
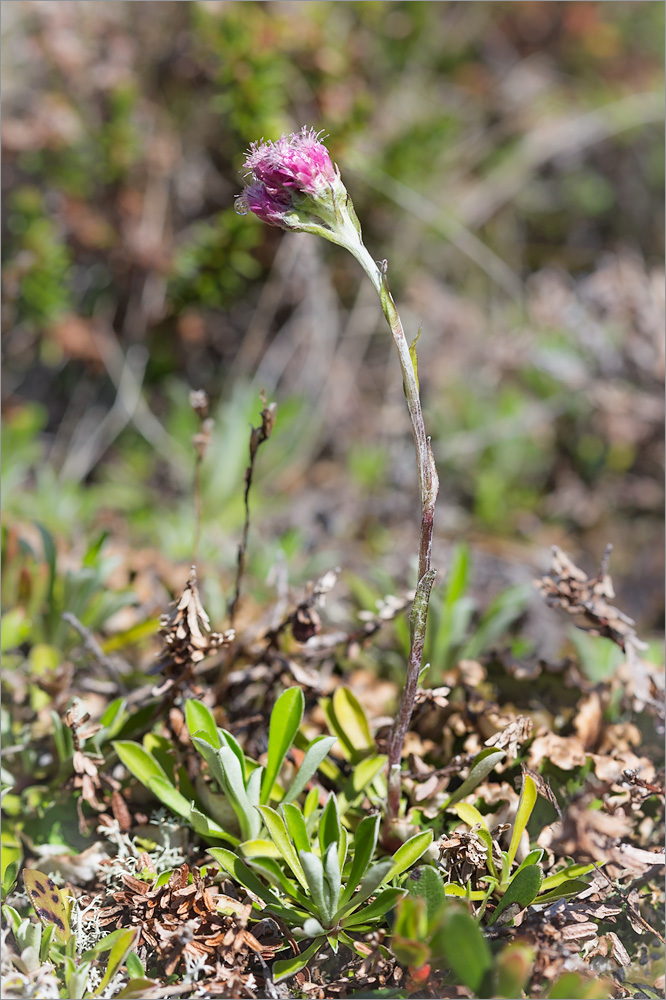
[242,181,292,227]
[244,127,337,199]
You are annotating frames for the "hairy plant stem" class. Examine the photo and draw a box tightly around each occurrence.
[350,241,440,823]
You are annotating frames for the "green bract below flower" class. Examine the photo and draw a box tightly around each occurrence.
[237,126,380,290]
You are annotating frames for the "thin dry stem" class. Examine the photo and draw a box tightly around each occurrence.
[62,611,130,692]
[228,392,277,627]
[190,389,213,565]
[349,244,440,823]
[193,456,203,563]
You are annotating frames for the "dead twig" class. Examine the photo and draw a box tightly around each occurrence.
[58,341,149,483]
[62,611,130,693]
[534,544,647,652]
[93,321,191,478]
[228,392,277,627]
[300,590,414,661]
[189,389,214,565]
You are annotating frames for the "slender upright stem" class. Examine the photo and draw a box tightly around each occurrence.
[228,394,277,627]
[193,453,203,564]
[238,121,441,824]
[350,242,440,823]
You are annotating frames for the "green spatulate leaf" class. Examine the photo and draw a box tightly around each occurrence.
[488,864,542,925]
[260,688,304,804]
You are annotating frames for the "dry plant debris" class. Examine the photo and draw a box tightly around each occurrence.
[98,861,278,988]
[535,545,645,653]
[153,566,235,696]
[63,701,119,834]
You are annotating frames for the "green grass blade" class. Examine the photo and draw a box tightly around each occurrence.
[443,748,506,809]
[185,701,220,748]
[300,851,331,925]
[283,735,337,804]
[539,863,596,892]
[272,938,324,983]
[339,814,381,905]
[323,841,341,915]
[386,829,434,881]
[282,803,310,855]
[257,805,307,890]
[331,687,374,758]
[341,887,406,928]
[488,864,542,925]
[318,793,341,855]
[113,741,170,788]
[507,774,537,867]
[260,688,304,805]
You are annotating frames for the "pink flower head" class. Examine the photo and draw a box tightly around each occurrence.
[238,127,341,229]
[246,127,337,195]
[241,181,293,227]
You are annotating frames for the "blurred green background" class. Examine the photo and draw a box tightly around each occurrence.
[2,0,664,646]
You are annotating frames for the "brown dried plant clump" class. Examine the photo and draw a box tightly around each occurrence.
[98,861,279,992]
[63,701,122,834]
[535,544,644,652]
[153,566,234,696]
[535,544,664,719]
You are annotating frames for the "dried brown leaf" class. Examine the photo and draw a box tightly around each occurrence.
[606,931,631,966]
[573,691,603,750]
[111,790,132,831]
[485,715,533,759]
[528,732,586,771]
